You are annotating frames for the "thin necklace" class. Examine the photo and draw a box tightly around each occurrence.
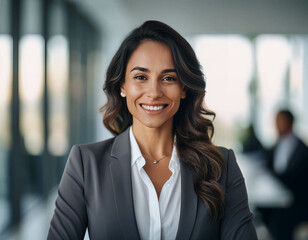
[143,155,169,164]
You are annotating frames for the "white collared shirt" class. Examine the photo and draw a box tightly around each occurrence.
[129,127,181,240]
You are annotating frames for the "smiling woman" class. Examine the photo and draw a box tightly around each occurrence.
[48,20,257,240]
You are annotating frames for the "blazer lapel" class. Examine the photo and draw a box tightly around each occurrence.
[175,162,198,240]
[109,128,140,240]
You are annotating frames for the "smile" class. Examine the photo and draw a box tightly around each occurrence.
[141,104,167,111]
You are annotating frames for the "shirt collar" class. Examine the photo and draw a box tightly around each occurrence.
[169,145,180,170]
[129,126,143,167]
[129,126,180,170]
[279,132,296,143]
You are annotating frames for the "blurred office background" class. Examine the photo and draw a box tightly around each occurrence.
[0,0,308,239]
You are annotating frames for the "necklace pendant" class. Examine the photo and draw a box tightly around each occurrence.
[153,160,158,164]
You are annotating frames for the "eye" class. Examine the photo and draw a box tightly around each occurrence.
[134,75,147,80]
[162,76,177,82]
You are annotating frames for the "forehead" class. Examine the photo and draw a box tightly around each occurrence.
[127,40,175,69]
[276,113,290,123]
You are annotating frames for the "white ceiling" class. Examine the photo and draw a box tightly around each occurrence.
[70,0,308,37]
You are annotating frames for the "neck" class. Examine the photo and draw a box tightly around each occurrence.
[132,122,174,159]
[280,129,293,138]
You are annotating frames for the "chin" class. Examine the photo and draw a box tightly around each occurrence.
[143,122,166,129]
[136,118,174,130]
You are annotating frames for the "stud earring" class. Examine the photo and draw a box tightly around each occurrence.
[120,92,126,97]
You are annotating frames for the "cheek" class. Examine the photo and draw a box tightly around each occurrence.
[125,85,143,109]
[168,87,184,102]
[126,83,143,96]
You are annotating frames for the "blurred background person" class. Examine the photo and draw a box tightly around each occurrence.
[257,109,308,240]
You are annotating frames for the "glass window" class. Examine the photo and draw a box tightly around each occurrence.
[193,35,253,149]
[193,34,308,149]
[19,35,45,155]
[0,34,12,233]
[0,0,11,233]
[289,35,308,143]
[256,35,290,146]
[47,35,69,156]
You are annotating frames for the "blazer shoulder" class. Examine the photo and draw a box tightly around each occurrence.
[216,146,229,159]
[71,137,116,161]
[216,146,236,164]
[215,146,241,187]
[77,137,115,151]
[296,137,308,151]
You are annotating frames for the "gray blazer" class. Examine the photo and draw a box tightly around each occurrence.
[47,128,257,240]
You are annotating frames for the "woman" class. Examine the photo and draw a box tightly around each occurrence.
[48,20,257,240]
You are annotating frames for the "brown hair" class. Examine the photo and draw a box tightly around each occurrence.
[100,20,225,221]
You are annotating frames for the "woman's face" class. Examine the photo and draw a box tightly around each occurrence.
[121,40,186,130]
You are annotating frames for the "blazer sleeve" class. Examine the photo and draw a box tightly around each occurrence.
[47,145,88,240]
[220,149,257,240]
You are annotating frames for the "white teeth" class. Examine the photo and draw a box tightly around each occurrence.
[141,104,164,111]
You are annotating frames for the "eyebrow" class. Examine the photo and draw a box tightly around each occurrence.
[130,66,177,74]
[162,69,177,73]
[130,67,149,72]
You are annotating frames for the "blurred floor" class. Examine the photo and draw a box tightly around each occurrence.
[1,187,89,240]
[1,190,55,240]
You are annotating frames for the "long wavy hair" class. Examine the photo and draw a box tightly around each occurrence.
[100,20,225,221]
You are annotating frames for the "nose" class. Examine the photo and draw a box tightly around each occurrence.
[146,80,163,99]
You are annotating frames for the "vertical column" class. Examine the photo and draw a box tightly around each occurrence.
[9,0,21,226]
[302,37,308,142]
[249,35,258,127]
[42,0,50,198]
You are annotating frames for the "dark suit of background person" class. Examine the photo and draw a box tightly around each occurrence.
[47,128,257,240]
[258,110,308,240]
